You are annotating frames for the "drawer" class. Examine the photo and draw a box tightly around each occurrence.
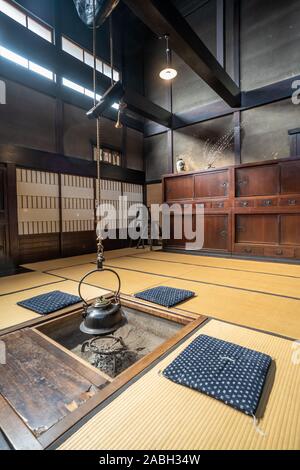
[294,248,300,259]
[211,200,229,209]
[234,244,264,256]
[279,197,300,207]
[264,247,295,258]
[255,198,278,208]
[235,199,255,208]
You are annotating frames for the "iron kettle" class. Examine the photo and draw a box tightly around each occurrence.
[78,268,127,336]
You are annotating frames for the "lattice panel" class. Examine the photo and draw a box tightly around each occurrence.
[17,169,60,235]
[96,179,122,230]
[61,174,95,233]
[123,183,144,223]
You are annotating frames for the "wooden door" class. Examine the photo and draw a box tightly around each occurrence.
[203,215,228,250]
[281,161,300,194]
[235,214,279,244]
[280,214,300,245]
[236,164,279,197]
[194,170,229,198]
[166,212,195,248]
[164,176,193,201]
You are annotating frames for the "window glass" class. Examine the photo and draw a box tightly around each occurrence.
[0,45,28,68]
[29,61,53,80]
[0,0,26,26]
[63,78,85,94]
[27,17,52,43]
[84,51,94,68]
[103,63,112,78]
[62,37,83,61]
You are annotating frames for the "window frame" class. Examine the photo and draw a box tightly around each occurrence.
[61,35,121,83]
[0,0,53,43]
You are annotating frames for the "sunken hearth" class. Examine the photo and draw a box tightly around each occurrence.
[38,307,182,379]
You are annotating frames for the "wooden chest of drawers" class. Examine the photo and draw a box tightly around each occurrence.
[163,157,300,261]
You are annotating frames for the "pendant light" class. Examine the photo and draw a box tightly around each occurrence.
[159,34,177,81]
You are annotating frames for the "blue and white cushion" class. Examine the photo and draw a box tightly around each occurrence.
[163,335,272,416]
[134,286,195,308]
[17,291,81,315]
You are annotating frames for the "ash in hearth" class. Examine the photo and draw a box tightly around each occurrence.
[81,327,146,378]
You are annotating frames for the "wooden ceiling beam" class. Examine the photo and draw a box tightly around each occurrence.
[123,0,241,107]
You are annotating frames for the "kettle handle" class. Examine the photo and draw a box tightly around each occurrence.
[78,268,121,306]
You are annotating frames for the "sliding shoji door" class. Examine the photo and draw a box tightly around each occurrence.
[61,174,95,256]
[16,169,60,261]
[61,174,95,233]
[96,179,122,235]
[17,169,60,235]
[16,168,144,262]
[123,183,144,221]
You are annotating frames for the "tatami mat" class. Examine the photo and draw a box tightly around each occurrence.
[21,254,97,272]
[46,263,167,296]
[105,256,300,299]
[0,272,62,296]
[2,248,300,337]
[22,248,150,272]
[157,278,300,339]
[59,320,300,450]
[106,257,200,278]
[0,280,108,331]
[132,250,300,278]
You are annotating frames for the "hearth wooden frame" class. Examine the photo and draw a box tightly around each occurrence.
[0,296,207,450]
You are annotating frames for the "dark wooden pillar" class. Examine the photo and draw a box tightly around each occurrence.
[6,163,19,264]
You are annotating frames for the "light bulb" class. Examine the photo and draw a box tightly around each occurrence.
[159,68,178,80]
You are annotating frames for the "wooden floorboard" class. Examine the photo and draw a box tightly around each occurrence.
[0,329,101,438]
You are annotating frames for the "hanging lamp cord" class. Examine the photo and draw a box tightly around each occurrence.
[93,0,104,269]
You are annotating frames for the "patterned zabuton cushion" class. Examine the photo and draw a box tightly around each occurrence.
[17,291,81,315]
[134,286,195,308]
[163,335,272,416]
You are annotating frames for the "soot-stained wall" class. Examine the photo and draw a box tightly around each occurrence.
[173,115,235,171]
[144,0,300,182]
[241,99,300,163]
[240,0,300,90]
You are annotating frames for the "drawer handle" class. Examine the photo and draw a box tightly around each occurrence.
[244,248,252,254]
[220,230,227,239]
[262,199,272,206]
[241,201,249,207]
[288,199,296,206]
[217,202,224,208]
[276,250,283,256]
